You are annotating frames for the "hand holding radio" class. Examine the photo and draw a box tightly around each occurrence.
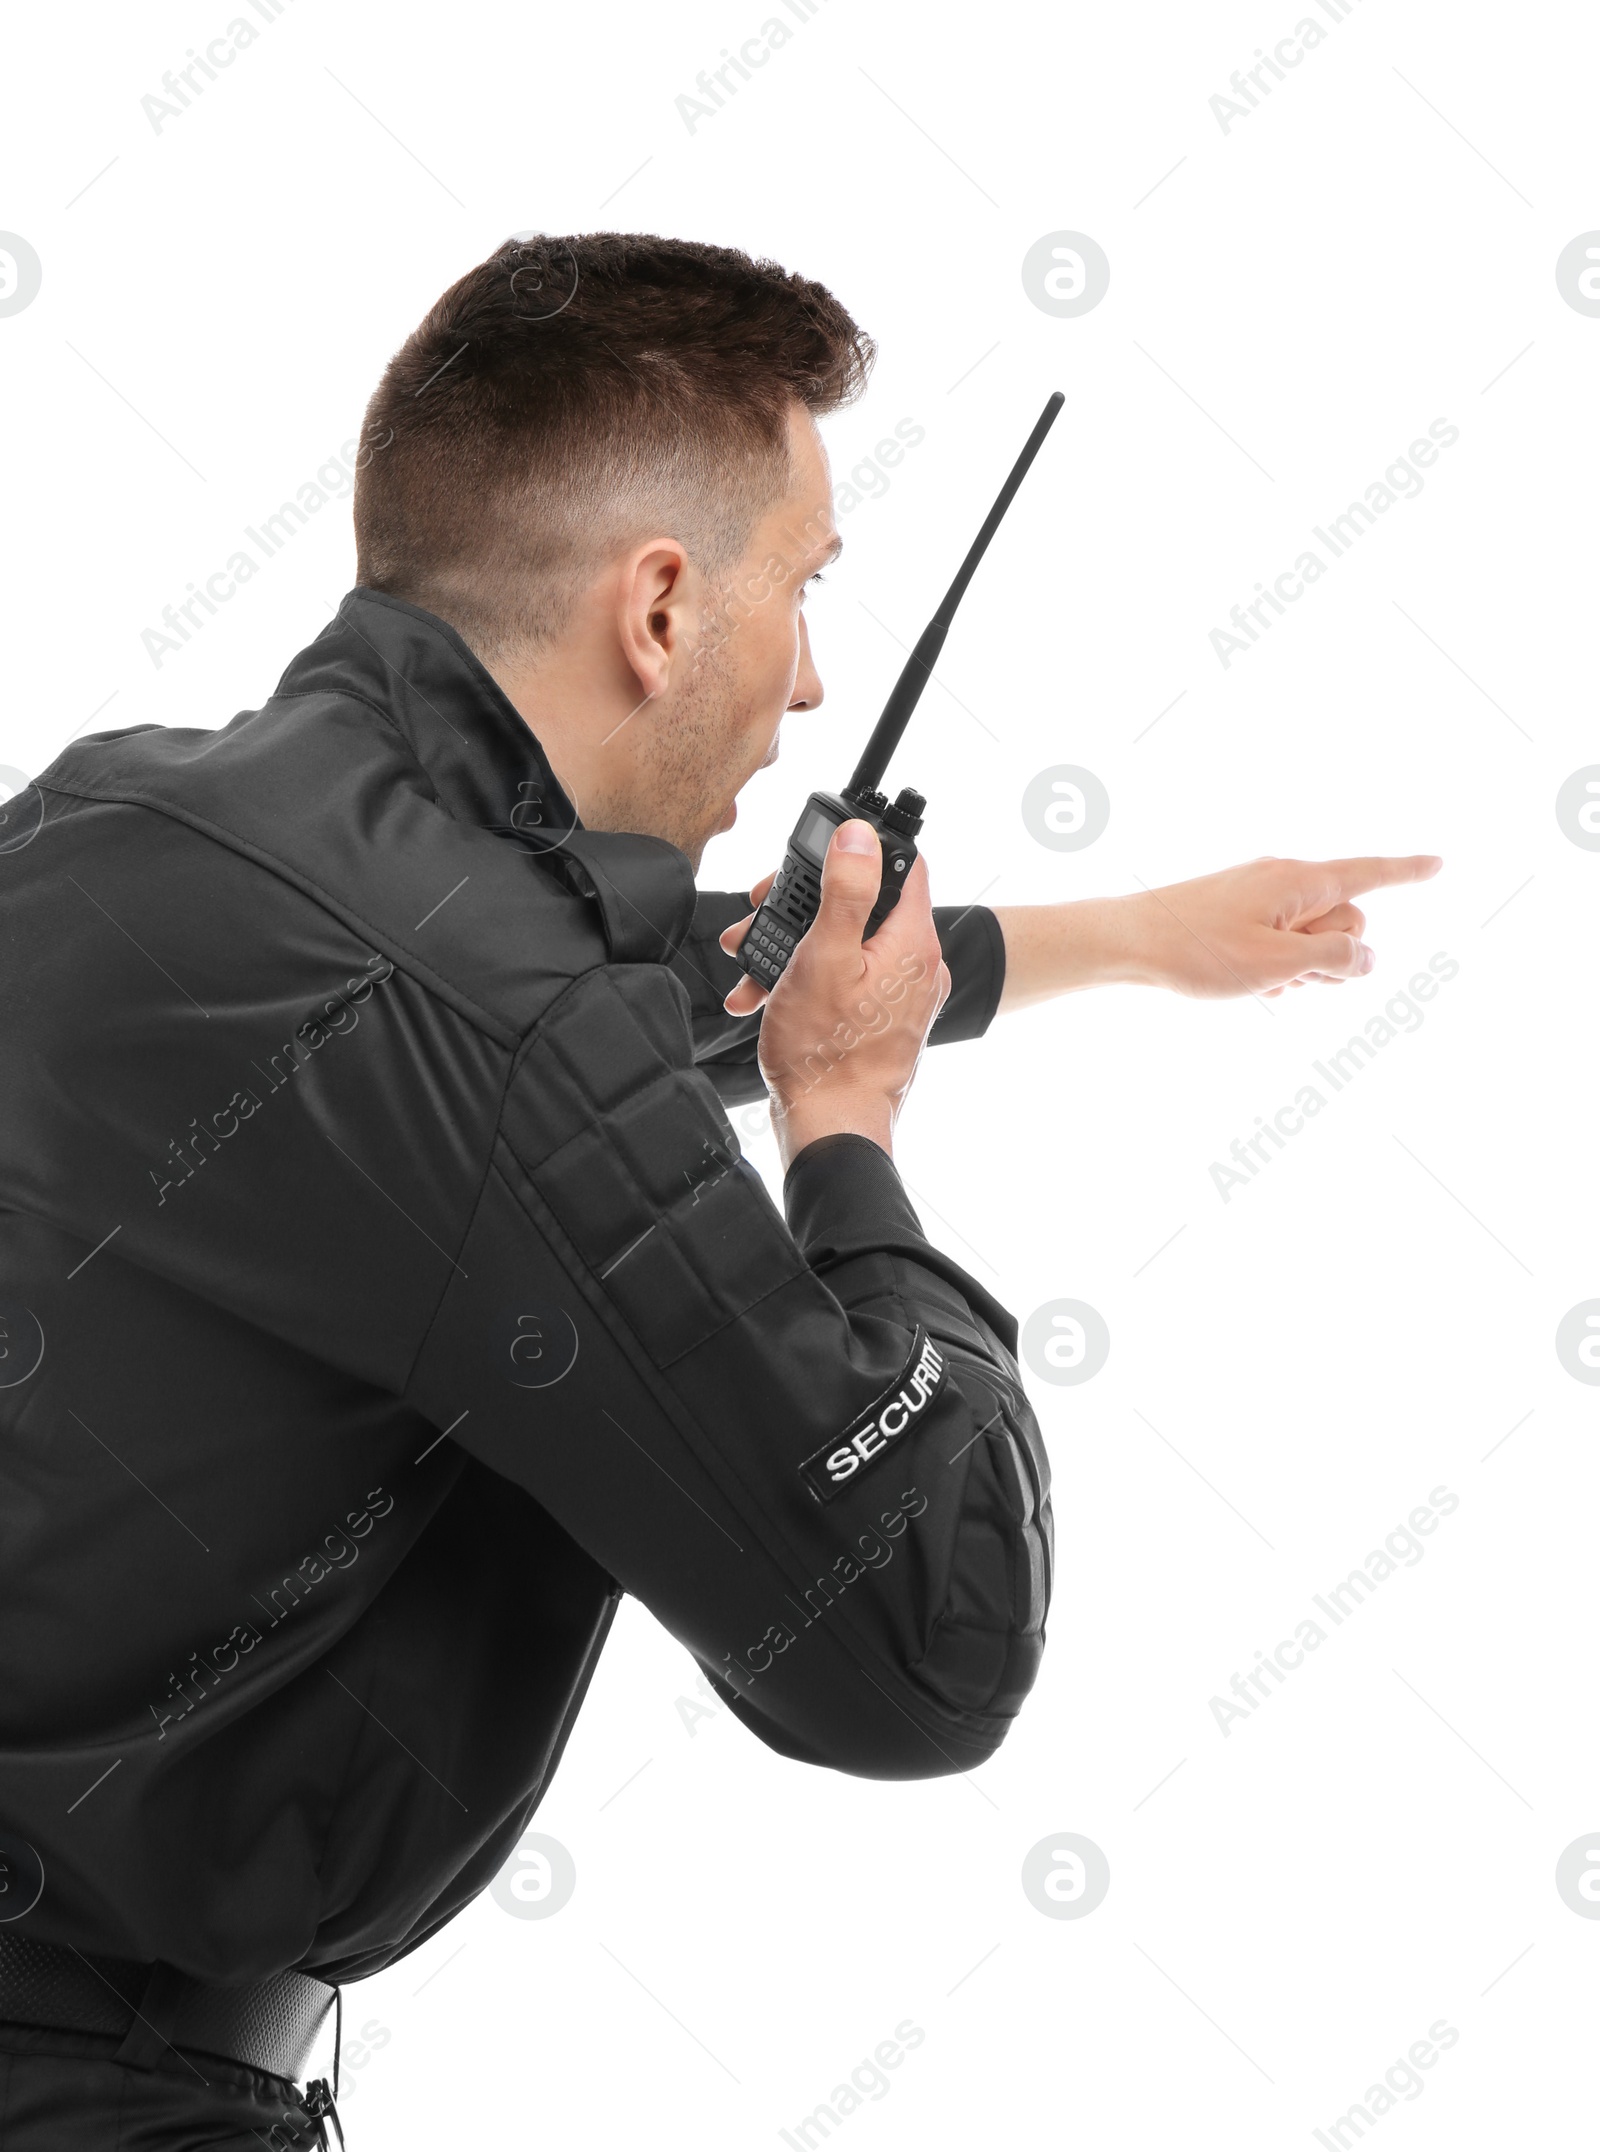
[721,822,949,1169]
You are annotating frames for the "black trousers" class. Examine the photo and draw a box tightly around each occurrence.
[0,2023,324,2150]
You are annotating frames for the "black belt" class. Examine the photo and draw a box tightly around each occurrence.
[0,1931,337,2082]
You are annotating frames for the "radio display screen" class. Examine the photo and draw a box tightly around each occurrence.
[794,805,840,861]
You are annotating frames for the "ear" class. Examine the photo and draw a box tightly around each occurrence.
[615,539,692,701]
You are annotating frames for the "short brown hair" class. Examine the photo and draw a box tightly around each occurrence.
[353,231,874,663]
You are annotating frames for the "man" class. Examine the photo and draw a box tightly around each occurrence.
[0,232,1437,2147]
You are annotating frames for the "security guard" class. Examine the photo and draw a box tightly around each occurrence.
[0,233,1435,2146]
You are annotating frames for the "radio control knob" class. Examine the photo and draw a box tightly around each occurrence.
[883,788,926,838]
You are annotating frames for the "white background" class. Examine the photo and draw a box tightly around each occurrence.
[4,0,1599,2143]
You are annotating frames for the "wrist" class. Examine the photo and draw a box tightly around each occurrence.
[771,1091,896,1174]
[1107,890,1179,989]
[995,895,1152,1010]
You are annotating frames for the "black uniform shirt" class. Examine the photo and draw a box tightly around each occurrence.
[0,590,1052,1983]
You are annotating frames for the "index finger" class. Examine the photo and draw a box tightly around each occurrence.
[1314,854,1443,903]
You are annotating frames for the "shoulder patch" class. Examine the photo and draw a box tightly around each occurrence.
[798,1329,946,1503]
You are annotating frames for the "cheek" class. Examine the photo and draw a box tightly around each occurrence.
[767,606,803,684]
[744,614,802,720]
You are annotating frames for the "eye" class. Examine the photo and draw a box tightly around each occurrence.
[802,570,826,600]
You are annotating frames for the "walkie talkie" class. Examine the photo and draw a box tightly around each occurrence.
[738,390,1065,989]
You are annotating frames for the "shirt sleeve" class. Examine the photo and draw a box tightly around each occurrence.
[670,893,1009,1107]
[404,958,1051,1780]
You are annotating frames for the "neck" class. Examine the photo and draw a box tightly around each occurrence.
[483,642,649,835]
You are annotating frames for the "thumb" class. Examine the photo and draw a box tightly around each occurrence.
[810,820,883,953]
[1289,928,1374,980]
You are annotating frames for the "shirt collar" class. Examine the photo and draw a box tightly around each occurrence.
[278,587,579,849]
[279,588,697,966]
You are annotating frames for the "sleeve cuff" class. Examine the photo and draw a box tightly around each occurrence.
[782,1131,1021,1355]
[782,1132,928,1267]
[930,904,1006,1046]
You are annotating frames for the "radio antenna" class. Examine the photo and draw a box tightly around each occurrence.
[847,389,1064,799]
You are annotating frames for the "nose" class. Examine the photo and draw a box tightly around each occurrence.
[789,611,824,713]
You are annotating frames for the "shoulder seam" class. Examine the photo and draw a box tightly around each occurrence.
[36,778,526,1050]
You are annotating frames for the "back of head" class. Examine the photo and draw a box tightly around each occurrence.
[353,231,874,668]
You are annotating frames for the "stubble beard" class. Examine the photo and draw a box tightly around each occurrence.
[611,637,753,868]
